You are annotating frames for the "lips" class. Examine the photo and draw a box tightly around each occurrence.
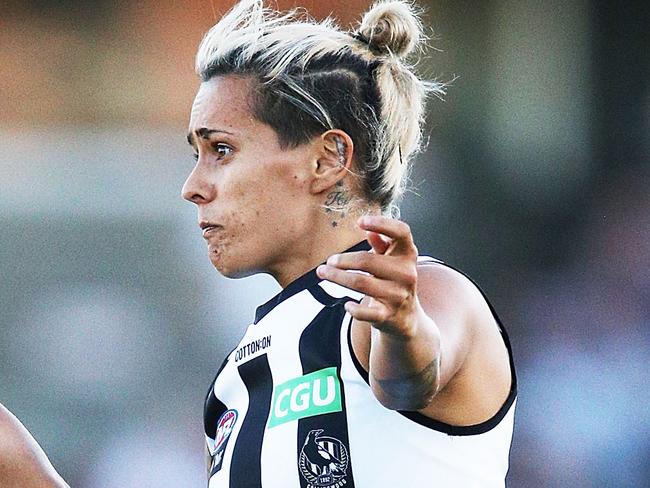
[199,221,221,238]
[202,226,219,237]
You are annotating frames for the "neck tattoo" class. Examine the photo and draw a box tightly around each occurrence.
[324,181,352,227]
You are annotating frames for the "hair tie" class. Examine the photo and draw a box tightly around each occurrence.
[352,32,370,46]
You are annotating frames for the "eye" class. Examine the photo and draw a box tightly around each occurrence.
[213,143,233,160]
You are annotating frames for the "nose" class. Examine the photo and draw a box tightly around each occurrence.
[181,163,215,204]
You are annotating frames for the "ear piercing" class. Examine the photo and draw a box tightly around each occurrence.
[335,136,346,165]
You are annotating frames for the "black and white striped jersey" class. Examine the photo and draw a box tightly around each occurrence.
[204,241,517,488]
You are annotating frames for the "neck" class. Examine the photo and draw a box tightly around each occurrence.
[269,204,381,288]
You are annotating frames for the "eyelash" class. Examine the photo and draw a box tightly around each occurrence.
[192,143,233,162]
[213,143,233,159]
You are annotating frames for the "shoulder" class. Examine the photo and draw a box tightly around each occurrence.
[415,259,496,336]
[414,258,509,357]
[414,259,514,425]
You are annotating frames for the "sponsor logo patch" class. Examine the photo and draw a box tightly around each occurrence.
[268,367,342,428]
[299,429,350,488]
[234,335,272,363]
[211,409,238,474]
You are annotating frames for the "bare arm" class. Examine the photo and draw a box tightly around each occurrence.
[0,403,69,488]
[317,215,511,423]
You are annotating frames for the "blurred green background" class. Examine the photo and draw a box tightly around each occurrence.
[1,1,648,486]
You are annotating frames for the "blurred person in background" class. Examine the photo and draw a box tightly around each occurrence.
[513,167,650,486]
[183,1,516,487]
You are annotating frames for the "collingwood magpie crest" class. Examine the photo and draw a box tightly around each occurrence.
[299,429,350,488]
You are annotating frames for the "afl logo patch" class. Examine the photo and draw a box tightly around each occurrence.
[211,409,238,475]
[299,429,349,488]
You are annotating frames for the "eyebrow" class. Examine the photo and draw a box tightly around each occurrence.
[186,127,235,146]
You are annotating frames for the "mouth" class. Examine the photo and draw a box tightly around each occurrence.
[199,221,222,238]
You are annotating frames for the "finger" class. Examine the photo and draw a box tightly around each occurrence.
[326,251,417,286]
[358,216,417,257]
[316,264,408,303]
[366,231,390,254]
[344,300,392,324]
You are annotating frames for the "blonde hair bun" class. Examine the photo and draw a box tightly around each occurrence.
[358,1,422,58]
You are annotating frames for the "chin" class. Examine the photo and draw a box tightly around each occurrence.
[209,251,259,280]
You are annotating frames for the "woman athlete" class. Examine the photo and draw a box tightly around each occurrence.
[185,1,515,487]
[1,1,515,486]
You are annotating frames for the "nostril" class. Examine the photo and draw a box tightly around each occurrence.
[182,191,200,204]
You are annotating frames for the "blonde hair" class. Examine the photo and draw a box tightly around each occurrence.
[196,0,444,214]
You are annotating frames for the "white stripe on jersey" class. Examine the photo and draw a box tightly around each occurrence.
[318,280,364,301]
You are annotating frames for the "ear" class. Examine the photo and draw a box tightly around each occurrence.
[310,130,354,194]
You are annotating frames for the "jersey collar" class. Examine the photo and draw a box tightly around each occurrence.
[254,240,371,324]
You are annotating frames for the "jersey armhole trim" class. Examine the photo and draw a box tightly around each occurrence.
[345,259,518,437]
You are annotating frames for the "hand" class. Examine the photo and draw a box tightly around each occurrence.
[316,215,421,338]
[0,403,70,488]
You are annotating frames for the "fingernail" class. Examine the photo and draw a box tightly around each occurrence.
[327,254,339,265]
[316,265,327,276]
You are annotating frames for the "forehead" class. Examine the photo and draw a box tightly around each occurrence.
[188,75,256,133]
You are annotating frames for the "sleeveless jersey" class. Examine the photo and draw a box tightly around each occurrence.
[204,241,517,488]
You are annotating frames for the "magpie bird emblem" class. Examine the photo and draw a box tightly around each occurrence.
[299,429,349,487]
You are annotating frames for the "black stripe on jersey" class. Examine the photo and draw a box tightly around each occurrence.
[297,305,356,488]
[307,282,338,307]
[228,354,273,487]
[205,355,232,438]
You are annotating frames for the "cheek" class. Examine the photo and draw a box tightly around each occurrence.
[225,160,309,234]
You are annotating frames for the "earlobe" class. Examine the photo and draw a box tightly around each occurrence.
[311,130,354,194]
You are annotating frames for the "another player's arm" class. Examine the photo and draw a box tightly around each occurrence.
[0,403,70,488]
[316,215,511,422]
[205,444,212,479]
